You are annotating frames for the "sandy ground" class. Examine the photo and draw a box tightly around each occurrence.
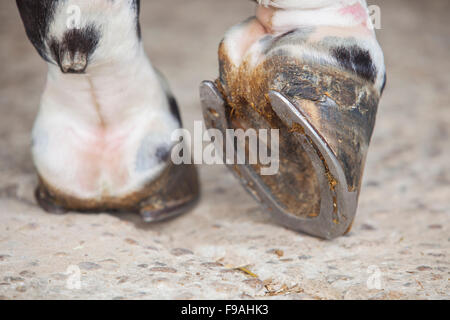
[0,0,449,300]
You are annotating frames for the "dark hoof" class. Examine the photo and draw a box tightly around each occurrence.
[34,162,199,221]
[140,197,198,223]
[35,186,68,215]
[200,80,374,239]
[139,163,200,223]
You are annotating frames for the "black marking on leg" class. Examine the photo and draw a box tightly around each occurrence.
[168,95,182,126]
[61,25,100,58]
[136,138,171,173]
[332,45,377,83]
[154,68,182,125]
[156,145,171,163]
[49,25,100,74]
[380,72,387,95]
[132,0,142,40]
[16,0,59,62]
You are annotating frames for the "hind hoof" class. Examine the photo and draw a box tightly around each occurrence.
[35,185,68,215]
[139,164,200,223]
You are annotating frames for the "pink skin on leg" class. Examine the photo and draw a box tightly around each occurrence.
[256,5,275,33]
[68,127,129,194]
[339,3,370,28]
[229,3,374,65]
[237,18,268,58]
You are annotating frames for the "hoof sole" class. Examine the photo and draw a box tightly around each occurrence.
[200,80,359,239]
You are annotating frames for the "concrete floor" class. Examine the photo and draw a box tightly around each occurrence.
[0,0,449,299]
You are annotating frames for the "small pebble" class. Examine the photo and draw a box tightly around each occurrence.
[0,255,11,262]
[3,276,24,283]
[243,278,264,290]
[125,238,138,245]
[78,262,101,271]
[19,271,36,278]
[149,267,177,273]
[417,266,432,271]
[16,286,27,293]
[171,248,193,256]
[117,276,129,284]
[201,262,223,268]
[267,249,284,257]
[361,224,376,231]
